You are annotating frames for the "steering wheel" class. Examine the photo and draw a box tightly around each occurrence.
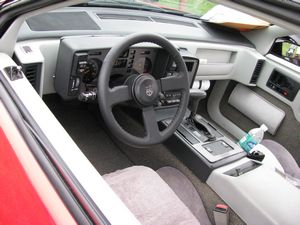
[98,33,189,147]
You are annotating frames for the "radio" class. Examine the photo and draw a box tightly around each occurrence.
[158,91,182,106]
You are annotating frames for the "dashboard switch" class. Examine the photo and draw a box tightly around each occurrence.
[78,90,97,102]
[75,77,80,88]
[68,76,81,96]
[73,52,88,75]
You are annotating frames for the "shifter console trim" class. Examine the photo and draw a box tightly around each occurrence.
[178,115,244,163]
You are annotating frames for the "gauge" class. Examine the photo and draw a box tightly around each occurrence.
[82,59,100,83]
[114,59,127,68]
[143,57,152,73]
[133,57,152,74]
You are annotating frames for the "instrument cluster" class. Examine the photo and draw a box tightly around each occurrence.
[56,44,198,105]
[75,48,157,86]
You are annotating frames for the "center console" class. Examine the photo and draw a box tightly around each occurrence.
[165,99,300,225]
[207,144,300,225]
[164,89,300,225]
[177,115,244,163]
[164,86,245,181]
[165,113,245,181]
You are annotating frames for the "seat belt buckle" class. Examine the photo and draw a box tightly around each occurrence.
[213,204,229,225]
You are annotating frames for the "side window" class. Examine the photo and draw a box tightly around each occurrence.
[270,35,300,66]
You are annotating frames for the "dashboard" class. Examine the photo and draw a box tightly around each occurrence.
[14,7,266,110]
[55,36,199,108]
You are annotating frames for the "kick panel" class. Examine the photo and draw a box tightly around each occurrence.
[228,84,285,135]
[217,81,300,165]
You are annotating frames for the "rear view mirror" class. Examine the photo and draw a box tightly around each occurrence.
[282,42,300,66]
[270,36,300,67]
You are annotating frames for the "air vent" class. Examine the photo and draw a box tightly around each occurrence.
[151,17,197,27]
[250,60,264,84]
[97,14,152,21]
[22,63,42,92]
[22,46,32,54]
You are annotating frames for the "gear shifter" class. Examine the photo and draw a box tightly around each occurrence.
[187,89,216,142]
[188,89,206,118]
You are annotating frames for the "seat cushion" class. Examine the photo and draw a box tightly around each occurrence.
[103,166,200,225]
[157,167,211,225]
[261,139,300,179]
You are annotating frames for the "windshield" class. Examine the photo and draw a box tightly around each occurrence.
[86,0,216,17]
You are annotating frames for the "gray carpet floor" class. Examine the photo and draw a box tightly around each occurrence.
[44,95,133,174]
[44,94,245,225]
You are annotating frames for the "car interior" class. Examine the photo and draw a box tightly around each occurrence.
[1,0,300,224]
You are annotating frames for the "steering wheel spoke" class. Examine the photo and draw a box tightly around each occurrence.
[159,73,186,92]
[108,85,132,106]
[142,106,161,141]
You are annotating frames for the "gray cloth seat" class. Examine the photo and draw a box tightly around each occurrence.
[104,166,210,225]
[157,167,211,225]
[261,139,300,179]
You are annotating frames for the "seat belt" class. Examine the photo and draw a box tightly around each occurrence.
[213,204,229,225]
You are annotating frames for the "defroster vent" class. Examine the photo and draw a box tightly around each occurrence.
[250,59,264,84]
[97,14,152,21]
[151,17,197,27]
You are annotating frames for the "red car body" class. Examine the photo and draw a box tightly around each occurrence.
[0,104,77,225]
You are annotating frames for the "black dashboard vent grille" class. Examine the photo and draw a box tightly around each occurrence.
[151,17,197,27]
[97,14,152,21]
[22,46,32,54]
[250,59,264,84]
[22,63,42,92]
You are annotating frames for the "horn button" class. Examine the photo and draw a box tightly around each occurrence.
[132,75,159,106]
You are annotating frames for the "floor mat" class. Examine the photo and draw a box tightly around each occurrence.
[44,95,133,174]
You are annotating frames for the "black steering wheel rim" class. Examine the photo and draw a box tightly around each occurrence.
[98,32,189,147]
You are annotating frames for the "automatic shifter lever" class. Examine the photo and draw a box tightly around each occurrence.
[187,89,216,142]
[188,89,207,118]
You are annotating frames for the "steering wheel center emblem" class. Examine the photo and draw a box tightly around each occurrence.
[145,85,153,96]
